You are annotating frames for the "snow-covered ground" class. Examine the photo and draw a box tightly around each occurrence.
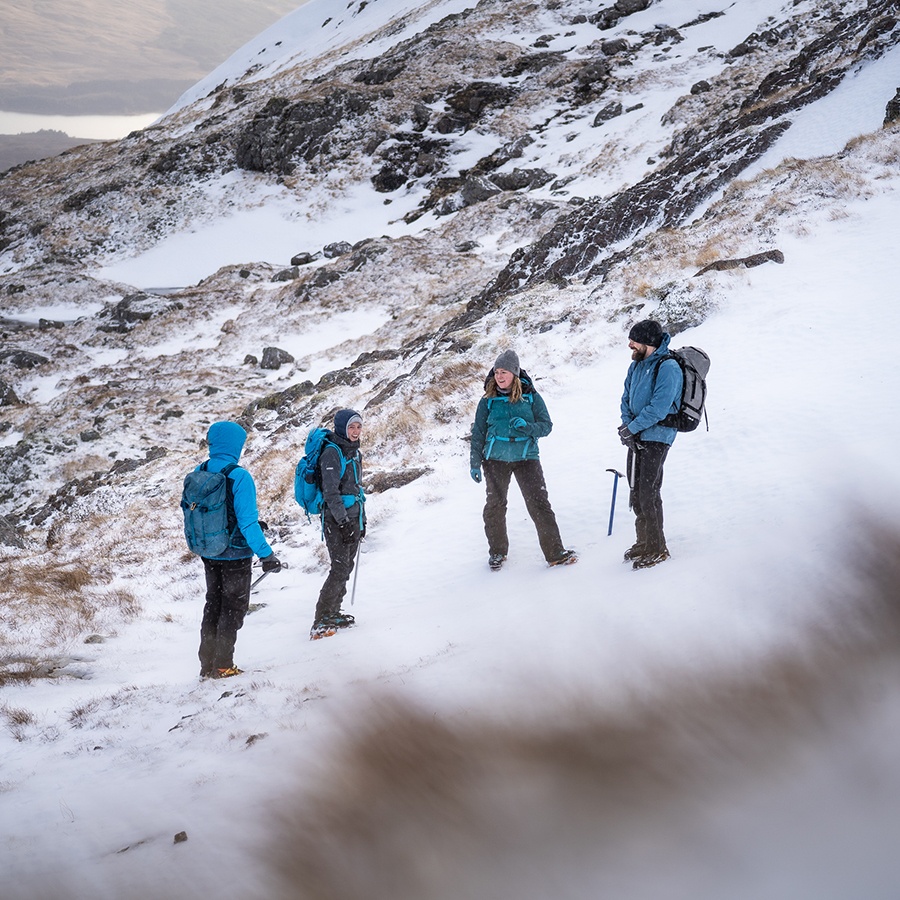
[5,162,900,897]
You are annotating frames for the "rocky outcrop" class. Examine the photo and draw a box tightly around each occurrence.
[235,90,373,174]
[95,294,184,333]
[695,250,784,276]
[472,0,900,305]
[885,87,900,126]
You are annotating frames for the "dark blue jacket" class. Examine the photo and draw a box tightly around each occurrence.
[620,334,683,446]
[319,431,365,526]
[199,421,273,560]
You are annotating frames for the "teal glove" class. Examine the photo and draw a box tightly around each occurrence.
[510,416,530,435]
[470,467,482,483]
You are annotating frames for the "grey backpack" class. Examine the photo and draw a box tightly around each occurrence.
[652,347,710,432]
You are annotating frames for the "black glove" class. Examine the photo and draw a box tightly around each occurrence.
[258,520,269,532]
[618,423,641,451]
[360,523,367,539]
[339,520,355,544]
[262,553,282,573]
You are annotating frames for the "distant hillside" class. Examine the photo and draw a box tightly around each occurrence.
[0,0,303,115]
[0,130,97,174]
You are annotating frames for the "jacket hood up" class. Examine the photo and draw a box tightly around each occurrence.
[207,421,246,463]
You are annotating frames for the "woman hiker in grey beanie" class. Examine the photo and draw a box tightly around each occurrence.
[469,350,576,571]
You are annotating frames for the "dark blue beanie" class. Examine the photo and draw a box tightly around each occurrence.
[334,408,362,440]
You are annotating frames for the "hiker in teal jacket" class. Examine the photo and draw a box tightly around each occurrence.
[470,350,576,570]
[197,420,281,678]
[619,320,683,570]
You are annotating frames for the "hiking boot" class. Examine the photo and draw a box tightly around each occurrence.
[488,553,507,571]
[322,611,355,629]
[310,622,338,640]
[548,549,578,567]
[632,549,670,570]
[623,544,646,562]
[214,666,244,678]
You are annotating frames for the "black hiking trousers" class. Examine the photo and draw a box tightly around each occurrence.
[315,507,361,623]
[199,556,252,675]
[482,458,565,562]
[628,441,670,555]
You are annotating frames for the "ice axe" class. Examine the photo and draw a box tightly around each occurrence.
[605,469,625,536]
[251,561,289,590]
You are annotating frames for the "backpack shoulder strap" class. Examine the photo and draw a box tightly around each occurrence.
[650,352,676,388]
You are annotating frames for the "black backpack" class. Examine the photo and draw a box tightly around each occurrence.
[652,347,710,432]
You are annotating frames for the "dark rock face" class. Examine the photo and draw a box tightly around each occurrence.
[260,347,295,370]
[364,467,432,493]
[0,378,19,406]
[371,133,451,193]
[502,52,566,78]
[489,169,555,191]
[0,350,49,369]
[590,0,651,30]
[441,82,518,132]
[96,294,182,333]
[695,250,785,275]
[290,252,319,266]
[61,181,125,213]
[0,514,24,548]
[884,87,900,126]
[593,102,623,126]
[323,241,352,258]
[235,90,372,174]
[354,62,406,85]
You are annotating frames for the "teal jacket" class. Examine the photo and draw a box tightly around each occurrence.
[470,371,552,466]
[199,421,274,560]
[620,334,683,446]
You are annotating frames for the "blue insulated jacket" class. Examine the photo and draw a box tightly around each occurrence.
[470,371,552,466]
[199,421,274,560]
[620,334,683,446]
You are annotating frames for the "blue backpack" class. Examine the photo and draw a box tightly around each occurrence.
[294,428,346,519]
[181,462,238,556]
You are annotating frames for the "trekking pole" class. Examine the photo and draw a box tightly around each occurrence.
[605,469,625,536]
[349,538,363,606]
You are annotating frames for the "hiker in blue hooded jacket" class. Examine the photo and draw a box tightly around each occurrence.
[470,350,576,571]
[312,408,366,636]
[196,420,281,678]
[619,320,683,570]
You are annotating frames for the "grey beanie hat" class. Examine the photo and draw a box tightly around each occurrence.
[628,319,664,347]
[493,349,520,376]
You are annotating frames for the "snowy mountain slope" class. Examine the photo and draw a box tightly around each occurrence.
[2,0,900,895]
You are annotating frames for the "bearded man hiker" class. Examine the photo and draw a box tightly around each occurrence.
[618,320,683,570]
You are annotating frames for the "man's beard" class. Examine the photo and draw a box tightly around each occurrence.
[631,346,648,361]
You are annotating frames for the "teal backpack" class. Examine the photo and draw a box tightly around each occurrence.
[294,429,346,518]
[294,428,365,523]
[181,462,238,556]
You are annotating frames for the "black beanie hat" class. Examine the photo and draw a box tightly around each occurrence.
[628,319,663,347]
